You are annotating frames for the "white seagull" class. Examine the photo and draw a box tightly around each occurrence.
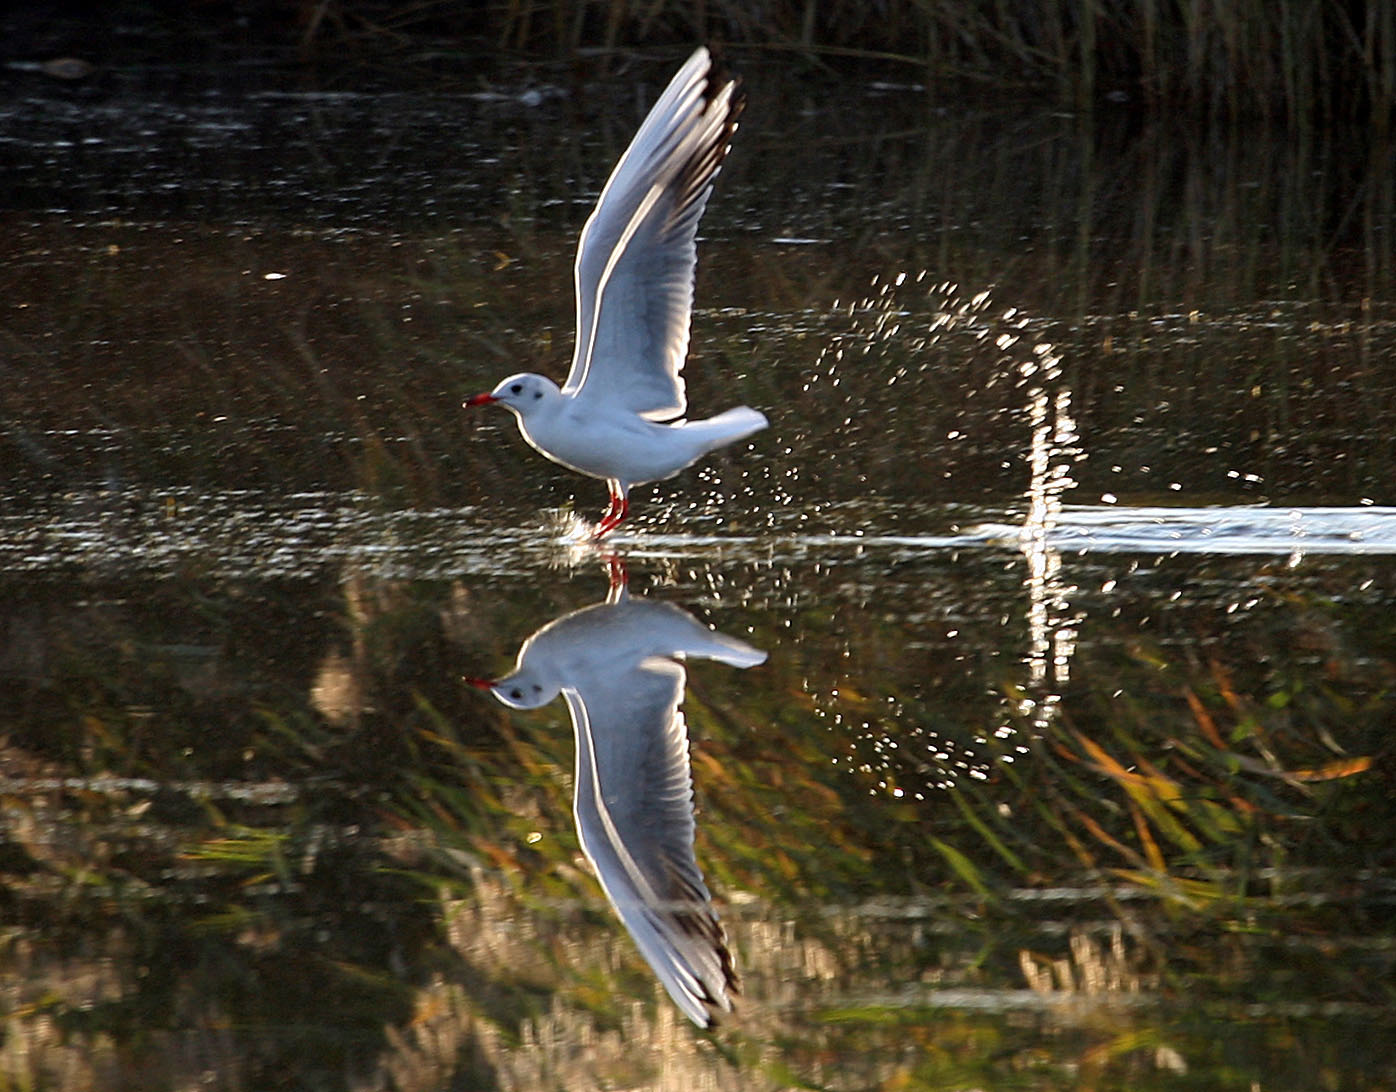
[468,585,764,1026]
[466,47,767,537]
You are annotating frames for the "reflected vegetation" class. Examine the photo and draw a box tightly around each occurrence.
[3,497,1393,1087]
[2,48,1395,1092]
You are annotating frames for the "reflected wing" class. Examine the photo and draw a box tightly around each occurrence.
[563,47,744,420]
[564,657,737,1027]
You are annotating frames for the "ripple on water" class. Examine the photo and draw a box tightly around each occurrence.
[1031,505,1396,556]
[3,491,1396,580]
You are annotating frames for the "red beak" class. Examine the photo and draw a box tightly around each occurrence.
[464,393,499,407]
[464,677,495,689]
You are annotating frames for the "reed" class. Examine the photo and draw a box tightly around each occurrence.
[302,0,1395,118]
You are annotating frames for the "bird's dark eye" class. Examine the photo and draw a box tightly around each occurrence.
[510,383,523,394]
[509,688,523,700]
[533,390,542,400]
[532,684,542,692]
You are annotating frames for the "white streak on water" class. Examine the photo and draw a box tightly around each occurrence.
[4,490,1396,580]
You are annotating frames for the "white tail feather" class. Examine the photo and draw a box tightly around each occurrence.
[682,406,768,454]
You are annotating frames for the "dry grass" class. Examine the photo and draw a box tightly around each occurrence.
[290,0,1396,118]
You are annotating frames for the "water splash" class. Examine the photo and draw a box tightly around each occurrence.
[1018,341,1083,722]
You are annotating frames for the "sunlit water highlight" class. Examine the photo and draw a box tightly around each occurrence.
[6,490,1396,579]
[3,56,1395,1092]
[994,503,1396,555]
[2,485,1396,594]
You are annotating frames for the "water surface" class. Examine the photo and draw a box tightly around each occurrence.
[2,51,1394,1092]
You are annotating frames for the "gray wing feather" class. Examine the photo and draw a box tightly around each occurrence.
[565,47,744,420]
[566,657,737,1026]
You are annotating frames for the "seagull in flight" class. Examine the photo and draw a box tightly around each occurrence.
[466,48,767,537]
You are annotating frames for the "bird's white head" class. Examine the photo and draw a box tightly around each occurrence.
[466,668,558,710]
[464,372,561,419]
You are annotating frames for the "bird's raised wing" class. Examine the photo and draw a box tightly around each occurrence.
[564,656,737,1027]
[564,47,743,420]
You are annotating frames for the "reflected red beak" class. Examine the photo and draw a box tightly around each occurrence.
[464,393,499,407]
[464,676,495,689]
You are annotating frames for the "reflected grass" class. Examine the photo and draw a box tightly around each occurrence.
[860,640,1396,1012]
[1,549,1394,1088]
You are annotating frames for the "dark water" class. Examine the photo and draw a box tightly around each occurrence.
[2,52,1395,1091]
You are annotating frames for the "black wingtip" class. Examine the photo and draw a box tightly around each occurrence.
[666,49,745,221]
[700,43,746,119]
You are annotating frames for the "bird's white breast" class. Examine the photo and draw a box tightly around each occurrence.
[517,403,695,485]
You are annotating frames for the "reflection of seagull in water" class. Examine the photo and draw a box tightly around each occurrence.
[469,582,763,1026]
[465,47,767,538]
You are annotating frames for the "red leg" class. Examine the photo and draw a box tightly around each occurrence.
[593,488,629,539]
[591,494,616,535]
[594,493,617,536]
[605,553,629,590]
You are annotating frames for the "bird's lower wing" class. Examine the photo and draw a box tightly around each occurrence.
[565,662,737,1026]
